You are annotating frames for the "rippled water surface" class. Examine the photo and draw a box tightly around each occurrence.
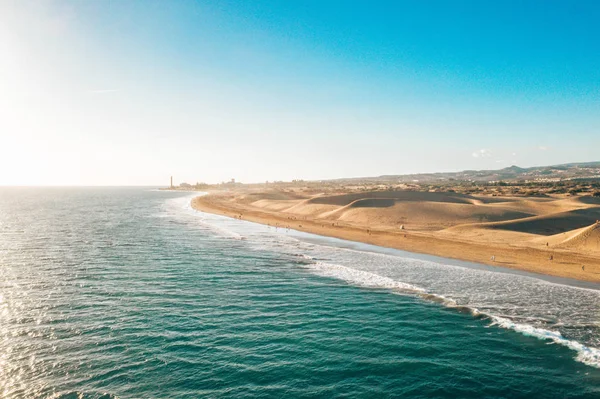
[1,188,599,398]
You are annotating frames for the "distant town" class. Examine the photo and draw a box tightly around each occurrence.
[164,161,600,198]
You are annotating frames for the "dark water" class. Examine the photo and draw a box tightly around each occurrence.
[0,188,599,398]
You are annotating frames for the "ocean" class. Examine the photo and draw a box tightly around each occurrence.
[1,187,599,398]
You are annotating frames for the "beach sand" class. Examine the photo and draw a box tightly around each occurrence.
[192,190,600,283]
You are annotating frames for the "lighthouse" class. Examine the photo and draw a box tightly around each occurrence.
[170,176,173,189]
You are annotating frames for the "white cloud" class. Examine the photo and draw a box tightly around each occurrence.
[538,146,548,151]
[472,149,492,158]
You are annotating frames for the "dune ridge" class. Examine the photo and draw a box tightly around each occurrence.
[555,223,600,252]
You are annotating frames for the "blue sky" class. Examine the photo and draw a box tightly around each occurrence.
[1,0,599,185]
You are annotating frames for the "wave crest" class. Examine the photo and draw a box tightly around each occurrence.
[305,261,424,293]
[490,315,600,368]
[303,259,600,369]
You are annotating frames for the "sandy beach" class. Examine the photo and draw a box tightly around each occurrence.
[192,190,600,283]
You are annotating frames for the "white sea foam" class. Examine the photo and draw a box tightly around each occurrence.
[306,258,600,368]
[490,315,600,368]
[305,261,424,293]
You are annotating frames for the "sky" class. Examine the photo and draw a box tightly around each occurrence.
[1,0,599,186]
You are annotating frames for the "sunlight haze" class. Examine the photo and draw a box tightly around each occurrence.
[1,0,599,185]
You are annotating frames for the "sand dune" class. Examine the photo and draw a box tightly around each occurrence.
[320,201,534,231]
[484,197,589,216]
[209,190,600,235]
[537,223,600,253]
[251,191,542,231]
[557,223,600,252]
[192,190,600,282]
[449,208,600,236]
[305,190,512,206]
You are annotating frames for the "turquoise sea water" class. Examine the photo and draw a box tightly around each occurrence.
[1,188,599,398]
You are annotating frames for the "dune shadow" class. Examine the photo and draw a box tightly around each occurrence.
[488,208,600,236]
[348,198,396,208]
[308,191,477,206]
[576,195,600,205]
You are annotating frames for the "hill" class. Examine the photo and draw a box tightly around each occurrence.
[329,161,600,184]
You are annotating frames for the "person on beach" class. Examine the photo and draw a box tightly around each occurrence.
[491,255,496,262]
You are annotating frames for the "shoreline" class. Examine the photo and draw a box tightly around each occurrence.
[285,229,600,291]
[192,194,600,284]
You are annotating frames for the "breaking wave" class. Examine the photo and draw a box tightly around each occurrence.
[490,315,600,368]
[304,261,425,293]
[300,258,600,368]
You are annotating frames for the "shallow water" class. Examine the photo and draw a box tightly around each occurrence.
[1,188,599,398]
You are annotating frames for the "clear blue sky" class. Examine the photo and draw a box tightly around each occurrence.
[1,0,599,185]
